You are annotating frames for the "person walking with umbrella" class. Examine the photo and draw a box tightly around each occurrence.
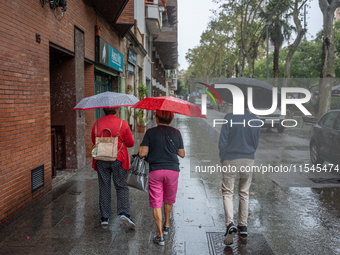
[138,110,185,246]
[92,107,136,229]
[133,96,204,245]
[74,92,139,229]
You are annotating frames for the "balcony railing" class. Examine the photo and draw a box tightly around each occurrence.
[166,69,177,79]
[145,0,156,5]
[145,1,162,34]
[133,20,144,46]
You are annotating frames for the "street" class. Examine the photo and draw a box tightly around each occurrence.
[1,1,339,254]
[0,109,340,255]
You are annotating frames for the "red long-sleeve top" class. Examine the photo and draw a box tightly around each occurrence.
[91,115,134,171]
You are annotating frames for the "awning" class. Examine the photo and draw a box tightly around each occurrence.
[86,0,134,37]
[95,66,120,77]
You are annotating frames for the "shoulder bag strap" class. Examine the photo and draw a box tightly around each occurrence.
[116,120,124,153]
[101,128,113,137]
[116,120,123,137]
[159,127,178,153]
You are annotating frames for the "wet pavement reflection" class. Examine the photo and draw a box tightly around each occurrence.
[0,110,340,254]
[207,232,274,255]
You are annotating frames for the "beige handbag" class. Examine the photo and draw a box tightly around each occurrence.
[91,120,124,161]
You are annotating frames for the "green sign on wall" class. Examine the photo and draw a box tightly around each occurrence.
[108,45,123,72]
[128,50,137,65]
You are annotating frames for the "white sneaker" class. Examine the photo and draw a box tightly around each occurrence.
[100,217,109,229]
[119,213,136,229]
[224,222,237,245]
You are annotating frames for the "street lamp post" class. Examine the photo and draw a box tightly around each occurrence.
[266,20,271,84]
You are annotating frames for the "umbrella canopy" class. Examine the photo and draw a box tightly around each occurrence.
[212,77,280,109]
[73,91,139,110]
[133,96,206,118]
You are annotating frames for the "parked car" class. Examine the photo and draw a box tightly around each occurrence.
[194,98,202,106]
[310,109,340,165]
[207,100,214,109]
[309,109,340,164]
[253,108,285,133]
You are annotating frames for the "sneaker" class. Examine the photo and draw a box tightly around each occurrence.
[119,212,136,229]
[163,225,170,235]
[224,222,237,245]
[153,235,165,246]
[237,225,248,236]
[100,217,109,229]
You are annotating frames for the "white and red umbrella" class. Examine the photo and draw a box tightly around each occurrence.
[73,91,139,110]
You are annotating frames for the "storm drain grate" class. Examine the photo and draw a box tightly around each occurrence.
[31,165,44,193]
[68,191,81,195]
[206,232,274,255]
[309,178,340,184]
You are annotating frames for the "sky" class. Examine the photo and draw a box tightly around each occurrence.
[178,0,324,70]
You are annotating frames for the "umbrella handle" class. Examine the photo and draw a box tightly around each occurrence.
[79,110,81,118]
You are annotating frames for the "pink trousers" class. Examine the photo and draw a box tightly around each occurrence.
[148,170,179,208]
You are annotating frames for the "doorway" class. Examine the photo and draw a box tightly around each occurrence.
[50,45,76,174]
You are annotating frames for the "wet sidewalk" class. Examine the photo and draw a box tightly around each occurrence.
[0,118,213,254]
[1,113,340,255]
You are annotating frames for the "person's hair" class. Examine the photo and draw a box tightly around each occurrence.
[103,107,119,116]
[156,110,174,124]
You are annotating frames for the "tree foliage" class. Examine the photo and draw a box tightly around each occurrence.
[185,15,238,83]
[184,0,340,115]
[174,79,188,96]
[317,0,340,116]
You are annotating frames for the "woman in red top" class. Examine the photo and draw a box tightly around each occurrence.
[91,107,135,229]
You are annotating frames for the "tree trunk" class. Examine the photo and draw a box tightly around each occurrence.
[246,53,254,78]
[240,53,246,77]
[249,58,255,78]
[247,44,258,78]
[283,0,306,87]
[273,40,280,87]
[283,30,305,87]
[235,63,239,78]
[317,0,339,117]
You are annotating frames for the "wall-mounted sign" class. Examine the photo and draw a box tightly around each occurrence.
[96,36,123,72]
[108,46,123,72]
[128,63,135,74]
[170,80,177,90]
[128,50,137,66]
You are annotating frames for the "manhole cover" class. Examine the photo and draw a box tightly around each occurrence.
[68,191,81,195]
[309,178,340,184]
[206,232,274,255]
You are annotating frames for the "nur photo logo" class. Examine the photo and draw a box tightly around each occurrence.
[195,81,313,129]
[197,82,312,116]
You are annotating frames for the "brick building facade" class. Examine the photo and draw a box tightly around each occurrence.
[0,0,178,224]
[0,0,134,224]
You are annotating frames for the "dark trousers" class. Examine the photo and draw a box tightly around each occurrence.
[96,160,130,218]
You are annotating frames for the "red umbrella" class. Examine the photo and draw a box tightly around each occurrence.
[133,96,206,118]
